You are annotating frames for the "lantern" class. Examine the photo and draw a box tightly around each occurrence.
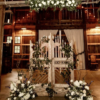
[4,8,13,24]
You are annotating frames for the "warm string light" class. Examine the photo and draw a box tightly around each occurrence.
[86,0,88,19]
[26,0,81,12]
[92,0,95,17]
[17,12,32,23]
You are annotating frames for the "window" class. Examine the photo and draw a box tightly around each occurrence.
[14,46,20,53]
[15,36,20,43]
[7,36,12,43]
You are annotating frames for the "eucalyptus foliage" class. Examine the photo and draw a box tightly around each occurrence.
[29,40,51,83]
[26,0,81,12]
[60,44,74,83]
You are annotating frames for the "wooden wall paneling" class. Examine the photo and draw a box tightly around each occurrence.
[59,10,62,20]
[0,5,5,91]
[20,35,22,54]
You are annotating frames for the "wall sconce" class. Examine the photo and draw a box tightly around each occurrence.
[4,8,13,25]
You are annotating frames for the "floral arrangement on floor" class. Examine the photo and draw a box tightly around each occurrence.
[65,80,93,100]
[42,83,57,97]
[7,72,37,100]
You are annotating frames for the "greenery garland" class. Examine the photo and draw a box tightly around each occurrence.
[26,0,81,12]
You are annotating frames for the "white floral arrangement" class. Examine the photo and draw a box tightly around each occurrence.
[7,77,37,100]
[65,80,93,100]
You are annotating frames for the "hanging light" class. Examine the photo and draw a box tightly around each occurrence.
[26,0,81,12]
[95,7,100,28]
[4,8,13,24]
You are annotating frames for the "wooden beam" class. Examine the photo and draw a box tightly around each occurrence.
[15,25,36,29]
[0,5,5,91]
[86,23,97,28]
[4,25,13,29]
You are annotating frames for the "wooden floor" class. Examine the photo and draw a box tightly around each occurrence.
[0,69,100,100]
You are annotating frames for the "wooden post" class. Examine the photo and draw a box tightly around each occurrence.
[0,5,5,91]
[12,8,15,68]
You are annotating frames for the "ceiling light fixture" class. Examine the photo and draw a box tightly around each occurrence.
[26,0,81,12]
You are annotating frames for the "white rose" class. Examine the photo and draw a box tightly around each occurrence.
[32,94,35,98]
[69,96,71,99]
[68,88,70,90]
[23,93,30,100]
[85,86,89,90]
[8,98,11,100]
[66,94,68,97]
[27,81,30,84]
[83,90,86,94]
[74,80,80,87]
[83,93,86,96]
[71,91,75,95]
[14,97,17,100]
[14,87,17,91]
[82,81,87,85]
[18,92,25,97]
[70,80,73,83]
[76,92,79,95]
[79,80,83,84]
[11,90,14,93]
[10,83,16,90]
[30,91,33,94]
[21,84,25,88]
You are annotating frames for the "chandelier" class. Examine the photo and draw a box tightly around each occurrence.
[27,0,81,12]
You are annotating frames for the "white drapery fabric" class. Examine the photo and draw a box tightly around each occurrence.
[64,29,85,69]
[39,30,58,42]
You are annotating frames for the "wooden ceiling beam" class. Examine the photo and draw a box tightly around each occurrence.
[15,25,36,29]
[4,25,13,29]
[84,7,99,9]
